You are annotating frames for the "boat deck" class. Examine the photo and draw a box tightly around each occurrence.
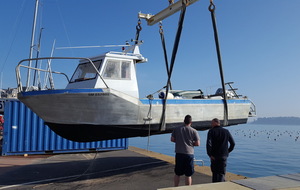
[0,146,299,190]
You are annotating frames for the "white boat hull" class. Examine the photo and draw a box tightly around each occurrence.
[18,88,251,142]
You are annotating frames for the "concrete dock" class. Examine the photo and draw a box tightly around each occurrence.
[0,146,299,189]
[0,146,212,189]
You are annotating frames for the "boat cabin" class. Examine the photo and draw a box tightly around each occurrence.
[66,47,147,98]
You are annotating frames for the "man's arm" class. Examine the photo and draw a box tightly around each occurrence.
[171,129,176,143]
[228,132,235,153]
[193,140,200,146]
[206,130,212,157]
[171,136,175,143]
[193,131,200,146]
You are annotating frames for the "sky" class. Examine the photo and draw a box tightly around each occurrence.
[0,0,300,118]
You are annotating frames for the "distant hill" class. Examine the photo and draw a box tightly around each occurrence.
[251,117,300,125]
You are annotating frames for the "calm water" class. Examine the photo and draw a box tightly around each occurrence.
[129,124,300,178]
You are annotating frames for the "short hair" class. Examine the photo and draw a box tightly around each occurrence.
[184,115,192,124]
[212,118,220,124]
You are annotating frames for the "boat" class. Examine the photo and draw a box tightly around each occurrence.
[15,0,256,142]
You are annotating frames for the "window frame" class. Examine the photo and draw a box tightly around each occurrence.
[102,59,131,80]
[70,59,103,83]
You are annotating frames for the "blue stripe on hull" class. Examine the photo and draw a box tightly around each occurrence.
[20,89,251,106]
[140,99,251,105]
[20,89,104,96]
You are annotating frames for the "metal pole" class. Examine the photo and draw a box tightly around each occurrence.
[33,27,43,87]
[26,0,39,88]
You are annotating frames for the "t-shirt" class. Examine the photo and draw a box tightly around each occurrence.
[171,125,200,155]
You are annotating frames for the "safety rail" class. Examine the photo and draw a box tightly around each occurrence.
[225,82,240,98]
[194,159,204,166]
[225,82,257,117]
[15,57,108,93]
[249,100,257,117]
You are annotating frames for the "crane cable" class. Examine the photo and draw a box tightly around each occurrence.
[159,0,187,131]
[209,0,228,126]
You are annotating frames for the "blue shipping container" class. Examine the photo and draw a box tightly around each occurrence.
[1,100,128,156]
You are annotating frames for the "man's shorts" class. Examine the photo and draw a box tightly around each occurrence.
[174,153,194,177]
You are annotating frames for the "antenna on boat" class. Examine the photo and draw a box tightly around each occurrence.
[33,27,44,89]
[55,44,131,49]
[43,39,56,90]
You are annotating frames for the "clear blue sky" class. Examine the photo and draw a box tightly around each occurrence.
[1,0,300,118]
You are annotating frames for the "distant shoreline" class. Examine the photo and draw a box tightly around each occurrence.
[250,117,300,125]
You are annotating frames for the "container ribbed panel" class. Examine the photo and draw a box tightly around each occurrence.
[1,100,128,155]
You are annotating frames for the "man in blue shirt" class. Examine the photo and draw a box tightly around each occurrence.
[206,118,235,182]
[171,115,200,186]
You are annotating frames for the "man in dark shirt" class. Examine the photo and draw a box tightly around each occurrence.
[206,118,235,182]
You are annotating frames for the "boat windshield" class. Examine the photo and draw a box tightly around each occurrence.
[70,60,102,82]
[102,59,131,80]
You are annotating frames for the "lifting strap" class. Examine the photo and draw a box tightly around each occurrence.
[159,1,187,131]
[159,22,172,90]
[209,0,228,126]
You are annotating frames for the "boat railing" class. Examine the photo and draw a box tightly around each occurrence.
[249,100,257,117]
[225,82,257,117]
[225,82,241,98]
[16,57,108,93]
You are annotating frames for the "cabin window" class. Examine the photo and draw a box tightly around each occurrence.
[103,60,131,80]
[121,61,131,79]
[70,60,102,82]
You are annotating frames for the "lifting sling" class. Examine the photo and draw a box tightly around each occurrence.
[159,0,187,131]
[159,22,172,90]
[209,0,228,126]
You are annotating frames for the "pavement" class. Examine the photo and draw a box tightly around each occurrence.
[0,146,299,190]
[0,146,242,189]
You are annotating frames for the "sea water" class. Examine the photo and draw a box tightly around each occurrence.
[129,124,300,178]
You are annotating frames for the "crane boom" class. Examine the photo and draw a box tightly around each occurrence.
[138,0,199,26]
